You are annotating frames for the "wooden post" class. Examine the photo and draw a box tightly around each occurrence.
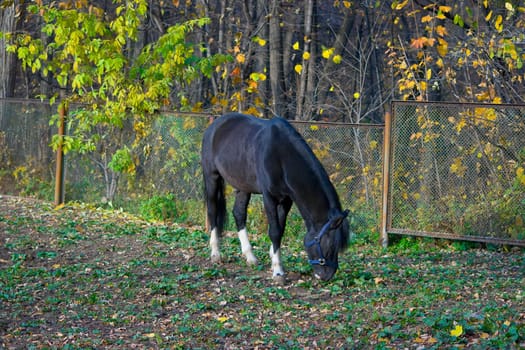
[380,111,392,248]
[54,103,66,206]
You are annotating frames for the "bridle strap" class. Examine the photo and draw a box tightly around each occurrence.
[306,220,338,268]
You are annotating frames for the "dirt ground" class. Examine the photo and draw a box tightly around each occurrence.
[1,195,524,349]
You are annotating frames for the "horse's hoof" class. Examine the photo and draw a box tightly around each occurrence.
[246,254,258,266]
[272,274,286,285]
[211,253,221,264]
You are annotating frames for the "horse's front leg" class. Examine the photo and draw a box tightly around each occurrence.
[263,194,285,278]
[233,190,257,265]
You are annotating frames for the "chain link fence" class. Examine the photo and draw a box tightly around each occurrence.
[388,101,525,246]
[0,99,56,197]
[0,99,383,237]
[4,99,524,246]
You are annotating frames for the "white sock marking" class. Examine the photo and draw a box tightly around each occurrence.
[270,245,284,277]
[210,227,221,263]
[238,228,257,265]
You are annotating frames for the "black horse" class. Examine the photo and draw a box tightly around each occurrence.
[201,113,350,281]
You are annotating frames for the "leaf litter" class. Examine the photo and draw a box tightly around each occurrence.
[0,195,524,349]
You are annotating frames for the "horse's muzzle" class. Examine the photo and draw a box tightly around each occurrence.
[313,266,336,281]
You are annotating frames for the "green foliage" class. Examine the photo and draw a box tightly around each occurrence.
[108,147,135,174]
[12,165,53,200]
[140,194,178,222]
[5,1,230,201]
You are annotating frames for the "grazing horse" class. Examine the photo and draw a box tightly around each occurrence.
[201,113,349,281]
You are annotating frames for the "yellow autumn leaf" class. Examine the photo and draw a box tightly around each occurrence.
[394,0,409,10]
[495,15,503,32]
[437,38,448,57]
[236,53,245,64]
[450,158,466,177]
[421,15,433,23]
[426,68,432,80]
[485,10,493,21]
[55,203,65,210]
[257,37,266,46]
[439,5,452,12]
[332,54,342,64]
[450,324,463,337]
[294,64,303,74]
[410,131,422,140]
[310,125,319,131]
[436,25,447,37]
[436,11,447,19]
[455,118,467,133]
[303,51,310,60]
[353,92,360,99]
[517,167,525,185]
[250,72,266,81]
[293,41,300,50]
[322,47,334,59]
[217,316,229,323]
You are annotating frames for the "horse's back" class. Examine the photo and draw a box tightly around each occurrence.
[202,113,270,193]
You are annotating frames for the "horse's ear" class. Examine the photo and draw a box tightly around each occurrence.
[329,209,349,229]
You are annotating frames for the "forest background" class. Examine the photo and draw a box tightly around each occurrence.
[1,0,524,123]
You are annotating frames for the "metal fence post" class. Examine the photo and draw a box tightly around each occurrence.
[380,111,392,248]
[54,103,66,206]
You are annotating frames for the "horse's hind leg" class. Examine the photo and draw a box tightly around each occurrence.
[204,171,226,263]
[233,191,257,265]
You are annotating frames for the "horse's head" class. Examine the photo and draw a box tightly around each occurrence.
[304,209,350,281]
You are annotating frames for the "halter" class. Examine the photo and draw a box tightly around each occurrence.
[305,214,346,269]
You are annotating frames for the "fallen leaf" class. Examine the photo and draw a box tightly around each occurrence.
[217,316,229,323]
[450,324,463,337]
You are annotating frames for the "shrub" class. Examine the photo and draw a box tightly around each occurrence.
[140,194,178,222]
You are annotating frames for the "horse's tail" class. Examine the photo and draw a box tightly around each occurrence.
[203,171,227,236]
[215,176,227,236]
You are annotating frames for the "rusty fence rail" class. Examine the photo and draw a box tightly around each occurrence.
[386,101,525,246]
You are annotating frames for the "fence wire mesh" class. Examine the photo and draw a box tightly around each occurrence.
[0,99,56,196]
[389,101,525,246]
[0,99,383,238]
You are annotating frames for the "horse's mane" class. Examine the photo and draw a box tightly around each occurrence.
[274,119,349,250]
[273,118,342,210]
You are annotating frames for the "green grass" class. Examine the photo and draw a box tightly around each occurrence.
[0,196,523,349]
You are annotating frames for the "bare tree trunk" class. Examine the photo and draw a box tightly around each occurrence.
[316,12,354,111]
[200,0,219,98]
[256,0,270,118]
[305,1,317,121]
[268,0,286,117]
[296,0,314,121]
[0,1,18,99]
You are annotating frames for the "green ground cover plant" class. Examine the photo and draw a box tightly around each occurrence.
[0,195,523,349]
